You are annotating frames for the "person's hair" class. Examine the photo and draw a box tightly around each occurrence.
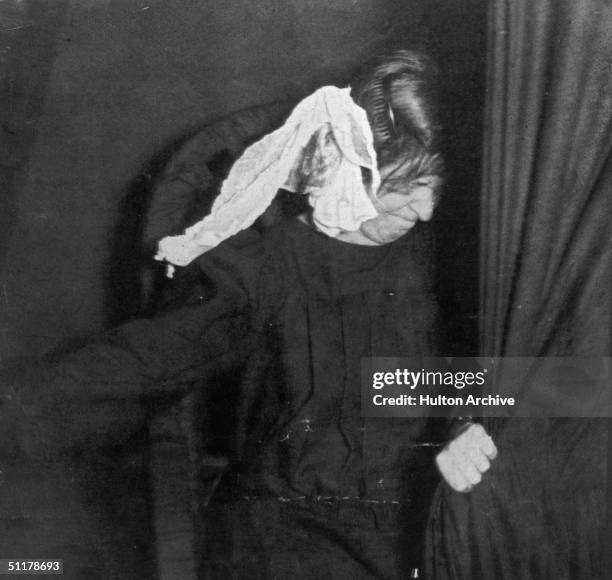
[350,50,444,184]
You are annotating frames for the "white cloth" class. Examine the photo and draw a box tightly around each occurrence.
[155,86,380,271]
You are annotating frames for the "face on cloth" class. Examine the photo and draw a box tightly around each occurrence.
[359,170,443,245]
[330,163,442,246]
[294,125,442,247]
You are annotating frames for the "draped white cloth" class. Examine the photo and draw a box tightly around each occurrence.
[155,86,380,272]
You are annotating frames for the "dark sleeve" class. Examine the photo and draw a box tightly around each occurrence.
[0,230,263,460]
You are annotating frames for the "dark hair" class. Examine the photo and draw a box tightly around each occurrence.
[350,50,444,183]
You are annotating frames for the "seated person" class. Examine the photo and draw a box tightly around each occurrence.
[1,50,496,579]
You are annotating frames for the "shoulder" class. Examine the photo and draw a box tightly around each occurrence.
[180,223,295,301]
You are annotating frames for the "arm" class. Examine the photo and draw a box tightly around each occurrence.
[1,235,261,460]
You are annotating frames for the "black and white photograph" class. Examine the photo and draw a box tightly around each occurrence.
[0,1,610,579]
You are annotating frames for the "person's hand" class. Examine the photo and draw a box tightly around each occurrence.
[435,423,498,492]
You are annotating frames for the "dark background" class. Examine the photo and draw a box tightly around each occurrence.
[1,0,486,361]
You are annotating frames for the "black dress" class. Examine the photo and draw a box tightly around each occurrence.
[2,218,446,579]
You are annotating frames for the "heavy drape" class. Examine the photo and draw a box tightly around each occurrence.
[427,1,611,578]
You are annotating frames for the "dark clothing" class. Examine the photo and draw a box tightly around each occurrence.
[2,218,445,578]
[426,418,608,580]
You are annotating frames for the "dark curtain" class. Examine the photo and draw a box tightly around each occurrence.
[427,1,611,578]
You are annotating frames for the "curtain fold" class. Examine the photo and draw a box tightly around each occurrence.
[428,1,611,577]
[482,0,611,357]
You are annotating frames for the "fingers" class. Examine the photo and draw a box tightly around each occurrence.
[435,451,474,492]
[469,446,491,472]
[435,423,498,493]
[461,422,497,465]
[477,430,498,460]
